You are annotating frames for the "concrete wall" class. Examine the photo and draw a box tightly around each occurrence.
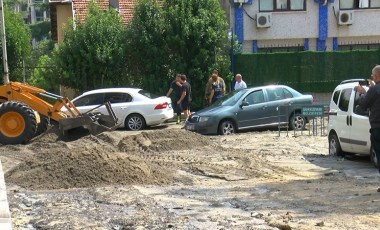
[56,4,72,44]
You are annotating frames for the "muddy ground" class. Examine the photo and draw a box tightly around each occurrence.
[1,123,380,230]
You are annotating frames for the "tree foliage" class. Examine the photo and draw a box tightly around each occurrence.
[55,2,128,91]
[29,54,60,93]
[126,0,229,108]
[29,21,51,41]
[0,7,31,82]
[125,0,168,92]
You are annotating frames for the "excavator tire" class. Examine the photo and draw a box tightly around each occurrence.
[35,114,49,137]
[0,101,37,145]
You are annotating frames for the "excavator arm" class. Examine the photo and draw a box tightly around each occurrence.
[0,82,78,121]
[0,82,118,145]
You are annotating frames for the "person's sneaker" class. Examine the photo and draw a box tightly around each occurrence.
[176,116,181,124]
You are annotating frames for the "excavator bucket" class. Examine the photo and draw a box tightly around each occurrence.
[58,102,119,136]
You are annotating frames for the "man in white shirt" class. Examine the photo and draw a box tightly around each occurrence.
[234,74,247,90]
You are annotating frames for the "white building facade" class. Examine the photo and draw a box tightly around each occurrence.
[231,0,380,52]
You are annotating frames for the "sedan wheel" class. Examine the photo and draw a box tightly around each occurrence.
[370,146,378,168]
[218,120,235,135]
[290,114,306,131]
[329,134,344,157]
[126,114,146,131]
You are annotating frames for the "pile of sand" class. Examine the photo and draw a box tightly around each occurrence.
[5,128,214,190]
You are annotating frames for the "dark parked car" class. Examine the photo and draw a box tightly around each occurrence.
[185,85,313,135]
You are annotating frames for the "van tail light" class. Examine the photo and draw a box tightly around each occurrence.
[154,102,168,110]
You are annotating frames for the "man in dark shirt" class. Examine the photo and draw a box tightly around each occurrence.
[177,74,192,121]
[166,73,182,124]
[356,65,380,175]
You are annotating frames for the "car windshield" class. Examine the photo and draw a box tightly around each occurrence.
[213,89,247,106]
[138,90,159,99]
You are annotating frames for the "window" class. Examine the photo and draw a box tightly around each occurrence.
[332,90,340,105]
[283,88,293,98]
[338,89,351,112]
[138,90,159,99]
[258,45,305,53]
[74,94,104,107]
[260,0,305,11]
[353,91,369,116]
[109,0,119,11]
[340,0,380,9]
[338,43,380,51]
[245,90,265,105]
[104,93,132,104]
[267,87,287,101]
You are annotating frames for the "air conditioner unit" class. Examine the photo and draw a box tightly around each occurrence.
[338,11,353,25]
[233,0,248,3]
[257,13,272,28]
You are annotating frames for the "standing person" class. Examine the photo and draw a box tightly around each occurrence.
[177,74,192,121]
[166,73,182,124]
[208,73,224,105]
[234,73,247,90]
[204,69,225,106]
[356,65,380,176]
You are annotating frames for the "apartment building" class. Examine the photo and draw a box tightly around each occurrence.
[9,0,49,24]
[230,0,380,52]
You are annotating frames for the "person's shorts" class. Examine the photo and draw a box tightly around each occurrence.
[181,100,191,110]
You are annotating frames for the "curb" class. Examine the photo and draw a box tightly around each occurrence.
[0,161,12,229]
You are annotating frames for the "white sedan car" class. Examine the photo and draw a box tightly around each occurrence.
[70,88,174,130]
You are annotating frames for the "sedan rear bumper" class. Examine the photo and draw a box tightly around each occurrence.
[145,109,174,126]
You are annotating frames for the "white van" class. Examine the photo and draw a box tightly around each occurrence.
[327,79,377,167]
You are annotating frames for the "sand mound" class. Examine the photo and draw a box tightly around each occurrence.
[6,134,175,190]
[5,128,215,190]
[116,130,216,153]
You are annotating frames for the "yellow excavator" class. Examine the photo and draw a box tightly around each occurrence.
[0,0,118,145]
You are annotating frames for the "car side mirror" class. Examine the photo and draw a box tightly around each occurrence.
[241,101,249,108]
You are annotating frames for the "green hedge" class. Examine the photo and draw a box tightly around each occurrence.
[234,50,380,93]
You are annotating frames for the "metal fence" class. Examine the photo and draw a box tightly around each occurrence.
[234,49,380,93]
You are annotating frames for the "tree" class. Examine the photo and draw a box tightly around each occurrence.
[29,54,60,93]
[125,0,168,92]
[0,7,31,82]
[55,2,128,91]
[126,0,229,109]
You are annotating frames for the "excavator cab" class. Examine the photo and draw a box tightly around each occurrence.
[0,82,119,145]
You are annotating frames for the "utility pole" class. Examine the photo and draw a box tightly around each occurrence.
[0,0,9,84]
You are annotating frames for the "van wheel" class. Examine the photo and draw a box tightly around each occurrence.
[370,146,378,168]
[329,133,344,157]
[0,101,37,145]
[290,113,306,130]
[218,120,235,135]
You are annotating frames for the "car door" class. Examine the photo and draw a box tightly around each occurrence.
[103,92,133,125]
[333,88,352,152]
[236,89,268,129]
[350,90,371,154]
[263,87,290,125]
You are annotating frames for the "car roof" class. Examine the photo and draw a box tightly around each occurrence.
[80,88,142,96]
[339,79,367,85]
[243,84,289,91]
[333,79,367,91]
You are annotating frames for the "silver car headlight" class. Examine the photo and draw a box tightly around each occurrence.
[199,116,209,123]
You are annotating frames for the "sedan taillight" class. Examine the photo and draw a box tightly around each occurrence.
[154,102,168,110]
